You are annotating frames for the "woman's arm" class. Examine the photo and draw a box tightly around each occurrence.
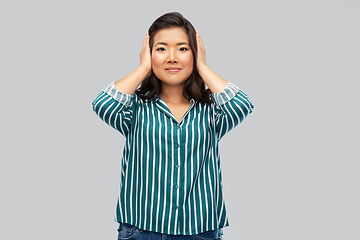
[92,33,152,136]
[195,29,254,140]
[92,84,134,137]
[212,83,254,140]
[114,32,152,95]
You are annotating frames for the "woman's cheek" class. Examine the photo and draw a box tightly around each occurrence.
[152,54,163,68]
[183,54,194,70]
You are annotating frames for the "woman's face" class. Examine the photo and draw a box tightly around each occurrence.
[151,27,194,87]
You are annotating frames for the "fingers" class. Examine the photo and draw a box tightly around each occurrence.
[139,32,152,72]
[142,32,149,49]
[195,29,204,50]
[195,29,206,67]
[196,29,204,49]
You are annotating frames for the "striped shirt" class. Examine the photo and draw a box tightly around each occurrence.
[92,81,254,235]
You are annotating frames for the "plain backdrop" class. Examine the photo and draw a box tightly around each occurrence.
[1,0,359,239]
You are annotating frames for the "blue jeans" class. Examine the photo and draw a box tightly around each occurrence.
[117,223,223,240]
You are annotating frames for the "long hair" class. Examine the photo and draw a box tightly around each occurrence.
[135,12,213,103]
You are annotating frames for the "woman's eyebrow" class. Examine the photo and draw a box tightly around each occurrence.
[154,42,189,47]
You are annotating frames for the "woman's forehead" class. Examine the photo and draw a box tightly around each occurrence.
[153,27,189,45]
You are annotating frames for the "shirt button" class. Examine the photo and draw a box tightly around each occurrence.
[175,185,179,189]
[177,124,181,129]
[175,205,178,210]
[175,143,179,148]
[175,164,179,168]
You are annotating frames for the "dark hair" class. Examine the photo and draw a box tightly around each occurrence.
[135,12,213,103]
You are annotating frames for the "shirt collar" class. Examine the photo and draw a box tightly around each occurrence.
[156,95,195,103]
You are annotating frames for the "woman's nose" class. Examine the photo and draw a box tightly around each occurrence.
[167,50,178,62]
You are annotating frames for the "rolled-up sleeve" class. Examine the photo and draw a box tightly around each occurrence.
[92,83,134,137]
[211,82,254,141]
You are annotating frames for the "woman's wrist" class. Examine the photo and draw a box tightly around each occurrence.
[138,64,151,75]
[197,63,208,75]
[197,64,228,93]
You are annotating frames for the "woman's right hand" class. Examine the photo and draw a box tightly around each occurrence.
[139,32,152,75]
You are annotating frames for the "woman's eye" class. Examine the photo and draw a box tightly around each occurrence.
[156,47,188,51]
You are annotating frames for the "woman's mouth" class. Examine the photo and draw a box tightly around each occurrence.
[166,67,181,73]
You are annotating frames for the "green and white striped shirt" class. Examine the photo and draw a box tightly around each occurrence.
[92,81,253,235]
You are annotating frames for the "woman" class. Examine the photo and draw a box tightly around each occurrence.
[92,12,254,240]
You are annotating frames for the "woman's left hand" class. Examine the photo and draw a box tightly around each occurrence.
[196,29,207,70]
[195,29,228,92]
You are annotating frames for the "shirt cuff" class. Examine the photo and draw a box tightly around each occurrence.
[211,82,241,106]
[102,82,133,107]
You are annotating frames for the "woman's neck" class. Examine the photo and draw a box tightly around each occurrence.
[160,83,189,104]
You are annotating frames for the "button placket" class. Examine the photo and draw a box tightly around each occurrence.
[173,121,180,213]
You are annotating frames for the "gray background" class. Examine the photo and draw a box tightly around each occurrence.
[1,0,359,239]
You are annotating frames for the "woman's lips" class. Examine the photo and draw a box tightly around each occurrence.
[166,68,181,73]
